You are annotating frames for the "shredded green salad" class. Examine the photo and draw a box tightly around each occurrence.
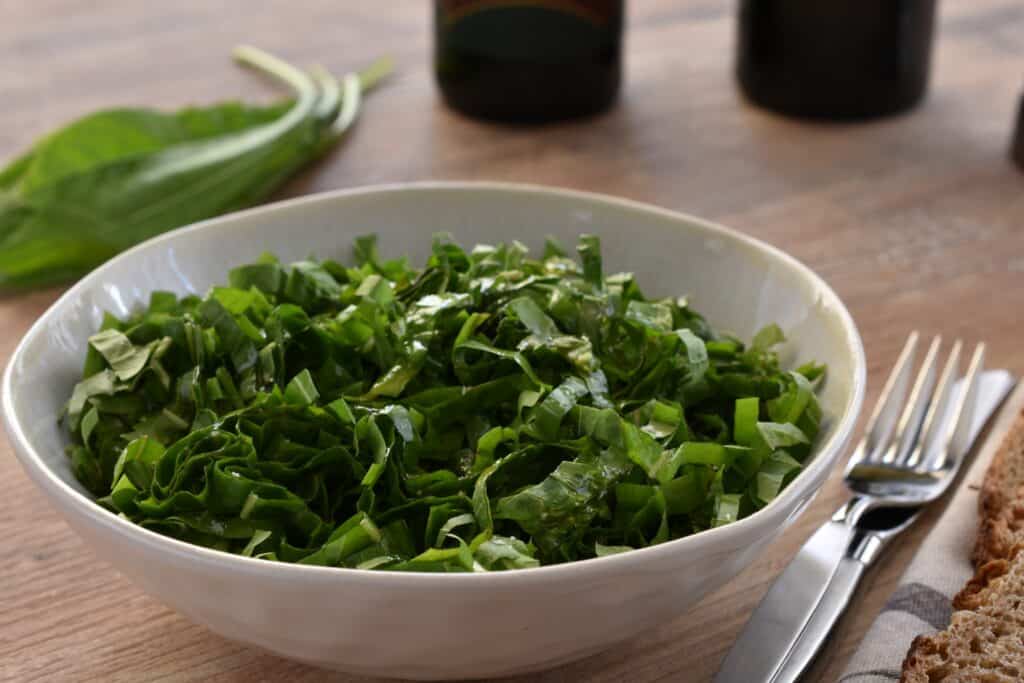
[65,235,825,571]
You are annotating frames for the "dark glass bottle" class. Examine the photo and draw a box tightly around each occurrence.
[434,1,624,123]
[737,0,937,121]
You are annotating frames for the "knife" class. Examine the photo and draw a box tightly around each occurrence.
[713,369,1016,683]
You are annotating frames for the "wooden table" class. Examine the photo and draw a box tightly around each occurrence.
[2,1,1022,681]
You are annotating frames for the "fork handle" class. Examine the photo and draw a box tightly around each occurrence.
[712,517,857,682]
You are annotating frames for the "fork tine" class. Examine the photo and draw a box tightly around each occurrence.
[845,332,919,470]
[947,344,986,464]
[925,343,985,471]
[906,340,961,469]
[886,336,941,466]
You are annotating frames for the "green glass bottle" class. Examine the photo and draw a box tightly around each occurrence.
[434,1,624,123]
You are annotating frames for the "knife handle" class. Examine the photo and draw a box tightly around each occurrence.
[770,524,899,682]
[769,553,869,682]
[712,512,860,683]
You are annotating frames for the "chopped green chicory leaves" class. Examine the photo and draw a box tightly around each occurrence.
[65,235,826,570]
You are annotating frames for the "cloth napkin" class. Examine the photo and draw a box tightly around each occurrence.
[839,377,1023,683]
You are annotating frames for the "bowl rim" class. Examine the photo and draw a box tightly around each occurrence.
[1,180,866,586]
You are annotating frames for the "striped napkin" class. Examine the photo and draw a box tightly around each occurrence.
[839,377,1023,683]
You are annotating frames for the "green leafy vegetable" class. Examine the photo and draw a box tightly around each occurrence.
[65,235,826,571]
[0,47,391,290]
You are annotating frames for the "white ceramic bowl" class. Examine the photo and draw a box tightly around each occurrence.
[2,182,865,680]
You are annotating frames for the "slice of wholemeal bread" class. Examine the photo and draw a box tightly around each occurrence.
[901,410,1024,683]
[974,414,1024,566]
[902,546,1024,682]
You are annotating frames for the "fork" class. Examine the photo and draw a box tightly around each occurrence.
[714,332,1014,683]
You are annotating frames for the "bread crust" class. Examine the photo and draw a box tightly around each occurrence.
[901,409,1024,683]
[952,556,1011,611]
[900,635,938,682]
[973,409,1024,565]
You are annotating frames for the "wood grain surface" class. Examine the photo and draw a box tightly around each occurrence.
[2,1,1023,681]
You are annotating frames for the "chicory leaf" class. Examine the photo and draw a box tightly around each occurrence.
[0,47,390,290]
[63,235,826,570]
